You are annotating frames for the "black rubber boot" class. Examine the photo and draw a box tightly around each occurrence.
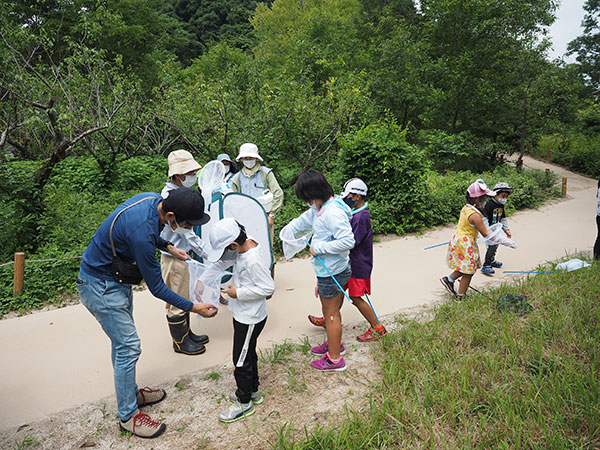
[167,315,206,355]
[184,312,209,345]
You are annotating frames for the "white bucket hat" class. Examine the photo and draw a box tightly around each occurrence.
[236,143,263,162]
[341,178,368,198]
[168,150,201,177]
[207,218,243,262]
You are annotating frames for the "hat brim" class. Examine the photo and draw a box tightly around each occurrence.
[235,154,263,162]
[206,245,227,262]
[186,212,211,226]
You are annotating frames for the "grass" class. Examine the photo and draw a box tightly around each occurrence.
[273,260,600,449]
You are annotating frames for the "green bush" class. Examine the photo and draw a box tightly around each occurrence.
[533,133,600,179]
[339,121,431,234]
[425,165,560,225]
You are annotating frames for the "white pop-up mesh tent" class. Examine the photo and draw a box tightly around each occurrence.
[221,192,274,270]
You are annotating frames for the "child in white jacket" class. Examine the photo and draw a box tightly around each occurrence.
[287,170,355,372]
[206,218,274,423]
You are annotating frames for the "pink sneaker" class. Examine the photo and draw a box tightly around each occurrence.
[310,352,346,372]
[311,341,345,356]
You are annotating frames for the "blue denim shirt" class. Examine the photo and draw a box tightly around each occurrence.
[80,193,194,311]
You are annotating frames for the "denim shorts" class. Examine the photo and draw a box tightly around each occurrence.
[316,265,351,298]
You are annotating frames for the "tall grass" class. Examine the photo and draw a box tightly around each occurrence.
[274,262,600,449]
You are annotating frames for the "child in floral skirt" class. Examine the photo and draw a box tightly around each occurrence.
[440,180,494,300]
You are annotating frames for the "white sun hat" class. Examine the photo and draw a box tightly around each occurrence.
[236,143,263,161]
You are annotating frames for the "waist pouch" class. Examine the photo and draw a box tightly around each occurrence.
[112,254,143,284]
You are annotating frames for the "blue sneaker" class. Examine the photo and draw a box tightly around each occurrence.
[481,266,495,275]
[491,261,503,268]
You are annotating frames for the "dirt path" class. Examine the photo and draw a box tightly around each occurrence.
[0,156,597,449]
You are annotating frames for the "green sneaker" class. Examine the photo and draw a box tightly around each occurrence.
[228,390,264,405]
[218,401,255,423]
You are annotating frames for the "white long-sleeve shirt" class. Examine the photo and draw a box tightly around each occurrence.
[159,182,208,258]
[208,241,274,324]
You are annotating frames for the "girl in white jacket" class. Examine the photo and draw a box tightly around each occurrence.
[288,170,355,372]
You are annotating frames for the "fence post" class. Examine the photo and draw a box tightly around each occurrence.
[561,177,567,196]
[13,252,25,295]
[546,147,551,161]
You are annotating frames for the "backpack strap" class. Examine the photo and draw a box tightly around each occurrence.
[109,197,155,257]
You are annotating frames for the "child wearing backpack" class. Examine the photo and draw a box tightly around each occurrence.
[308,178,387,341]
[481,182,514,275]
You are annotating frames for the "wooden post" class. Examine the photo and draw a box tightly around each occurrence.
[13,252,25,295]
[546,147,551,161]
[561,177,567,196]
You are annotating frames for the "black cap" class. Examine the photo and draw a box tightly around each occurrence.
[162,187,210,226]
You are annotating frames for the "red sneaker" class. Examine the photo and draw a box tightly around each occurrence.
[357,326,387,342]
[308,315,326,328]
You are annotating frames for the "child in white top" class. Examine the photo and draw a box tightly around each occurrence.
[206,218,274,423]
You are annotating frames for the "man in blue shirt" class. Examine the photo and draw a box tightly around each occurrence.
[77,187,217,438]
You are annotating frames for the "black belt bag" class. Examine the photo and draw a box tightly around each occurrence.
[109,197,154,284]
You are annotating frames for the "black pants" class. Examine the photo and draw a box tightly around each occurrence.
[484,244,499,267]
[232,317,267,404]
[594,215,600,260]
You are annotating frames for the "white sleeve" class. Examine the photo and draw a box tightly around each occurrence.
[182,229,208,259]
[500,217,510,232]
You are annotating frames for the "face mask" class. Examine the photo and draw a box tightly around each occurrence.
[243,160,256,169]
[181,174,197,188]
[496,197,507,205]
[343,196,355,208]
[306,202,317,211]
[170,220,188,235]
[223,165,230,175]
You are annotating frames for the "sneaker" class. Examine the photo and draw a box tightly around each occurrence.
[310,354,346,372]
[481,266,495,275]
[440,276,457,296]
[311,341,345,356]
[357,326,387,342]
[136,387,167,408]
[120,412,166,439]
[491,261,503,268]
[229,390,264,405]
[308,315,326,328]
[218,402,255,423]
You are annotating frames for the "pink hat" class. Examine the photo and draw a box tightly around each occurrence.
[467,180,496,198]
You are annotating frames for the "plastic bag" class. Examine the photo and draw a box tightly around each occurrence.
[279,222,312,260]
[555,258,591,272]
[187,259,227,308]
[477,223,517,248]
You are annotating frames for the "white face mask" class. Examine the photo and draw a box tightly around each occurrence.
[169,219,189,235]
[243,159,256,169]
[306,201,318,211]
[223,165,230,175]
[496,197,507,205]
[181,174,197,188]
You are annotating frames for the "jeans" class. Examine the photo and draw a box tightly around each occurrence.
[484,244,499,267]
[76,269,141,421]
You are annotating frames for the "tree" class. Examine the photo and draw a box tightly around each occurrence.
[568,0,600,94]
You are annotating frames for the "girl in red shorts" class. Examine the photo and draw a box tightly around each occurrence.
[308,178,387,341]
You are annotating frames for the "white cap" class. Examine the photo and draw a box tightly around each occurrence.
[236,143,263,161]
[167,150,201,177]
[207,218,242,262]
[341,178,368,198]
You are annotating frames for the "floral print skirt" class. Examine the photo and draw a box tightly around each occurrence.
[446,232,481,274]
